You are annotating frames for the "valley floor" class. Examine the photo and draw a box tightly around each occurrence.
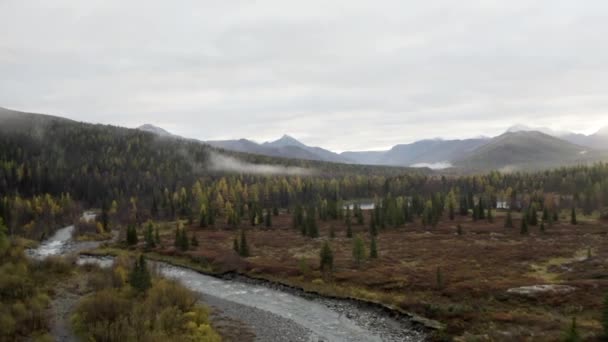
[97,210,608,341]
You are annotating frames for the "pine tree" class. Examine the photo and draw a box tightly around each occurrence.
[370,236,378,259]
[457,224,463,236]
[329,225,335,239]
[191,233,199,247]
[319,241,333,274]
[505,210,513,228]
[352,236,366,267]
[571,207,578,225]
[239,230,250,257]
[553,210,559,223]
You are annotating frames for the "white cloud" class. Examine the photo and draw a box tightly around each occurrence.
[1,0,608,151]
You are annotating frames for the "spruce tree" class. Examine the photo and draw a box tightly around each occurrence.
[265,209,272,227]
[457,224,463,235]
[487,205,493,223]
[563,317,580,342]
[553,210,559,223]
[233,237,239,253]
[191,233,199,247]
[199,208,207,228]
[571,207,578,225]
[370,236,378,259]
[101,201,109,231]
[436,266,443,290]
[346,219,353,238]
[178,228,189,251]
[154,226,160,245]
[520,214,529,235]
[602,293,608,338]
[126,224,138,246]
[352,236,365,267]
[129,255,152,293]
[448,201,455,221]
[329,225,335,239]
[239,230,250,257]
[306,206,318,238]
[319,241,333,274]
[540,220,545,233]
[145,222,155,249]
[529,206,538,226]
[505,210,513,228]
[478,198,485,219]
[369,214,378,236]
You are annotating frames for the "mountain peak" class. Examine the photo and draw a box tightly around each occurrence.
[264,134,307,148]
[506,124,571,137]
[137,124,172,137]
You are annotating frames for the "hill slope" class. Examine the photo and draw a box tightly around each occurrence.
[342,138,488,168]
[453,131,606,171]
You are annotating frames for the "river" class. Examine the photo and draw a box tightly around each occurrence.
[29,214,427,342]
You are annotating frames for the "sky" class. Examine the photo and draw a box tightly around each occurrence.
[1,1,608,152]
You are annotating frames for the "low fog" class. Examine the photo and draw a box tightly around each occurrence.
[410,162,453,170]
[208,151,314,176]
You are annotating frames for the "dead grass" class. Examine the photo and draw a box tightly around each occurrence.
[112,210,608,341]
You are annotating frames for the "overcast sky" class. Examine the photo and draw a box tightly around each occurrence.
[1,1,608,151]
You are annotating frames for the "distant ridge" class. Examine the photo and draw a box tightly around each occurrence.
[207,135,353,164]
[137,124,174,137]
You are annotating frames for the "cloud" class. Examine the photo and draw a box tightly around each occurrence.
[1,0,608,151]
[207,151,314,176]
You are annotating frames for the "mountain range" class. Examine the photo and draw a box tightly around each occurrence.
[1,106,606,173]
[136,122,608,172]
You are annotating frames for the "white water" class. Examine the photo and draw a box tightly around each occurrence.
[27,211,96,259]
[159,265,385,342]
